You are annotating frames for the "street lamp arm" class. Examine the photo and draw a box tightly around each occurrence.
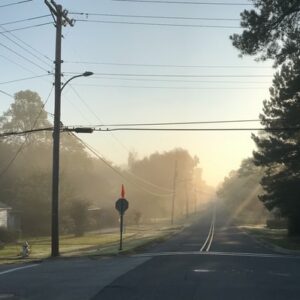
[61,71,93,92]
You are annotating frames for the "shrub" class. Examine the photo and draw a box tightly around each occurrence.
[266,218,287,229]
[0,227,18,243]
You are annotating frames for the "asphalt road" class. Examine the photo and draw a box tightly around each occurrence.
[1,205,300,300]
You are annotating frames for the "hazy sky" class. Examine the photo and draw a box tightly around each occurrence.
[0,0,275,186]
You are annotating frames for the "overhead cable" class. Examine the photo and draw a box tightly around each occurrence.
[73,75,271,84]
[65,72,273,78]
[0,74,52,85]
[0,15,51,26]
[0,22,52,34]
[0,41,50,72]
[0,24,53,68]
[72,83,268,90]
[112,0,252,5]
[71,133,173,197]
[0,127,53,138]
[0,89,13,98]
[0,25,52,63]
[0,0,32,8]
[76,19,240,28]
[92,127,300,132]
[64,60,272,69]
[92,119,262,127]
[68,84,130,153]
[70,12,239,21]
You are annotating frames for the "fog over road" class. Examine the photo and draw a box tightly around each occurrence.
[1,206,300,300]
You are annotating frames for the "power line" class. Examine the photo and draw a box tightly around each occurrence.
[65,72,273,78]
[112,0,252,5]
[70,12,240,21]
[74,75,271,84]
[0,127,53,138]
[67,84,131,152]
[92,119,262,127]
[0,26,52,63]
[123,170,173,192]
[76,19,240,29]
[0,23,53,68]
[0,74,51,85]
[64,60,272,69]
[62,93,94,124]
[0,55,54,87]
[0,89,13,98]
[0,0,32,8]
[91,127,300,132]
[0,15,51,26]
[88,78,271,84]
[72,83,268,90]
[0,40,50,72]
[71,132,173,197]
[0,22,52,34]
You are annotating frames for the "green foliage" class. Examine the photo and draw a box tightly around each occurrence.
[0,90,51,144]
[230,0,300,65]
[0,90,212,237]
[68,199,90,237]
[0,227,18,243]
[252,61,300,235]
[0,90,115,236]
[232,1,300,235]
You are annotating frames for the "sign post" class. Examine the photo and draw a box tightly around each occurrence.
[115,184,129,251]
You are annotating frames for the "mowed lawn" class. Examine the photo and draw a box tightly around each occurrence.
[241,225,300,251]
[0,223,182,264]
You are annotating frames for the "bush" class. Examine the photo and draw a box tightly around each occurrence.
[0,227,18,243]
[266,218,287,229]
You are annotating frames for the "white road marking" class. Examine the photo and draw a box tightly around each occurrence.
[193,269,215,273]
[200,204,216,252]
[0,264,39,276]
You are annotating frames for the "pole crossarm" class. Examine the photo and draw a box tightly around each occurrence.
[44,0,75,26]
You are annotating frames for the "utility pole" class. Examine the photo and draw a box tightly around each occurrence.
[194,185,197,214]
[45,0,74,257]
[171,160,177,225]
[185,180,189,219]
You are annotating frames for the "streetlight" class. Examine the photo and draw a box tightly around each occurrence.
[61,71,94,92]
[51,71,93,257]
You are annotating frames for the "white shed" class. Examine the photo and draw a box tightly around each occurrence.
[0,202,12,228]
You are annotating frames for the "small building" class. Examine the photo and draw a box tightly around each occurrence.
[0,202,20,230]
[0,202,11,228]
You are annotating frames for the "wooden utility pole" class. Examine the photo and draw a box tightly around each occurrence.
[45,0,74,257]
[185,180,189,219]
[171,160,177,225]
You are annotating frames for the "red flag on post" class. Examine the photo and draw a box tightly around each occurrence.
[121,184,125,198]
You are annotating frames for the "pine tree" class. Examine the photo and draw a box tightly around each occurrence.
[252,60,300,235]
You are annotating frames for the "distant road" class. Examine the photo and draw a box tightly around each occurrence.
[1,205,300,300]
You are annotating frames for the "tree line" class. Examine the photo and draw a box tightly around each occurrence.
[219,0,300,235]
[0,90,212,237]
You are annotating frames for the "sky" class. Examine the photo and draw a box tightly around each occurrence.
[0,0,275,186]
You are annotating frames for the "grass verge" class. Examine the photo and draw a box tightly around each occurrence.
[0,223,183,264]
[241,225,300,252]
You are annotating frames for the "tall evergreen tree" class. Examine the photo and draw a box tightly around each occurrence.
[252,61,300,235]
[231,0,300,234]
[230,0,300,66]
